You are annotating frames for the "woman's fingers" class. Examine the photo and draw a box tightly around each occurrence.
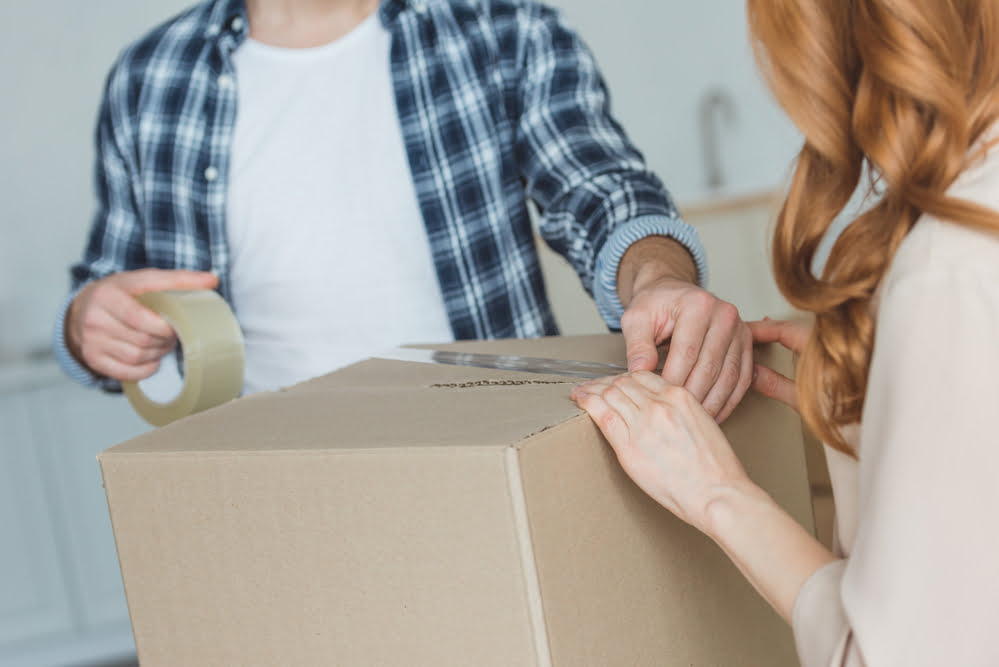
[571,370,749,531]
[748,318,811,355]
[572,379,632,451]
[572,375,649,428]
[751,363,799,411]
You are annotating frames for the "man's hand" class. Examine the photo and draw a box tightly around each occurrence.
[617,236,752,422]
[66,269,219,382]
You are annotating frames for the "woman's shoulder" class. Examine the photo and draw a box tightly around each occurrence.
[887,143,999,289]
[893,217,999,278]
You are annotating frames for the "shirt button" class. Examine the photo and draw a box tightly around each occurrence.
[204,166,219,182]
[218,74,234,89]
[230,16,245,31]
[207,24,221,36]
[411,0,427,13]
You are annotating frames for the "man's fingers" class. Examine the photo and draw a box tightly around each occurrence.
[621,310,664,372]
[74,316,175,371]
[76,297,177,350]
[116,268,218,296]
[682,302,739,402]
[751,363,799,411]
[660,303,711,387]
[96,282,176,340]
[700,323,750,420]
[748,318,810,355]
[103,337,175,368]
[715,326,755,423]
[88,353,162,383]
[85,342,170,381]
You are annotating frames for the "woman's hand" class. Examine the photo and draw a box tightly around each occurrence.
[571,361,837,624]
[570,371,754,534]
[747,318,811,412]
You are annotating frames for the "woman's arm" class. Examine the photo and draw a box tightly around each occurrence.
[571,371,835,624]
[575,249,999,666]
[704,480,838,624]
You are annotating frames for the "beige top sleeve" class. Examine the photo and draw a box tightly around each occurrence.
[791,256,999,666]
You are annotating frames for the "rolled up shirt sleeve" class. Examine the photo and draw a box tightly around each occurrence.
[592,214,707,328]
[512,4,705,329]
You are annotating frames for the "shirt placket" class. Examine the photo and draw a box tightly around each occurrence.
[203,17,246,303]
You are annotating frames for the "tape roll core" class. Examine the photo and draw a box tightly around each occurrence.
[122,290,244,426]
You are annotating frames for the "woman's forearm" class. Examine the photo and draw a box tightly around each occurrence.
[570,370,837,623]
[704,481,838,624]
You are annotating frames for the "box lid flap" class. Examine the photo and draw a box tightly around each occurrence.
[102,360,587,456]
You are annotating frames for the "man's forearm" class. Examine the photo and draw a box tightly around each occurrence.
[616,235,699,307]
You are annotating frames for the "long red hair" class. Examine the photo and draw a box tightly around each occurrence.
[747,0,999,453]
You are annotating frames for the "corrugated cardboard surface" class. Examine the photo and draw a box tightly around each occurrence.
[100,334,811,666]
[517,385,802,666]
[102,450,539,665]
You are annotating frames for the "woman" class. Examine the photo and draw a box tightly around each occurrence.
[571,1,999,664]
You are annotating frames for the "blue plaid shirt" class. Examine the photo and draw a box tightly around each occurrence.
[56,0,706,387]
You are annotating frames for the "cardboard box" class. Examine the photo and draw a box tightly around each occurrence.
[100,334,813,666]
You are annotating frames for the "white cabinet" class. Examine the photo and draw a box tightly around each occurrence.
[0,393,74,648]
[28,383,150,631]
[0,365,150,667]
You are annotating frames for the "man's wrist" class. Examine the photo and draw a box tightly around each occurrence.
[64,296,83,364]
[53,288,105,389]
[592,215,707,328]
[617,236,699,308]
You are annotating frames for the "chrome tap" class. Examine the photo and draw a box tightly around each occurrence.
[699,87,737,191]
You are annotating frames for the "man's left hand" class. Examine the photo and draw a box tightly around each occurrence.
[620,276,752,423]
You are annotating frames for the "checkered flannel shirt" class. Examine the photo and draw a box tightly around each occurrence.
[55,0,706,388]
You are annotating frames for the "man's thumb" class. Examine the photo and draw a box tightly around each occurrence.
[622,316,660,372]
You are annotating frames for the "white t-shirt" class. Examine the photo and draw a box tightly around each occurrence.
[227,14,453,395]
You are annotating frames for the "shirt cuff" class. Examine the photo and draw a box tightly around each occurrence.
[593,214,709,329]
[53,289,122,392]
[792,559,850,667]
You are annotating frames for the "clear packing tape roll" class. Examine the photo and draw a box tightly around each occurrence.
[122,290,244,427]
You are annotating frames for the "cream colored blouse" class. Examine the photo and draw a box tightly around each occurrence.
[791,147,999,666]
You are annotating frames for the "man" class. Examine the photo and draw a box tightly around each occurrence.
[57,0,752,421]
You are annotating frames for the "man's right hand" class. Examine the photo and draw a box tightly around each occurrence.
[66,269,219,382]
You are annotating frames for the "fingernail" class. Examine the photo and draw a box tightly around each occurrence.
[752,366,758,382]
